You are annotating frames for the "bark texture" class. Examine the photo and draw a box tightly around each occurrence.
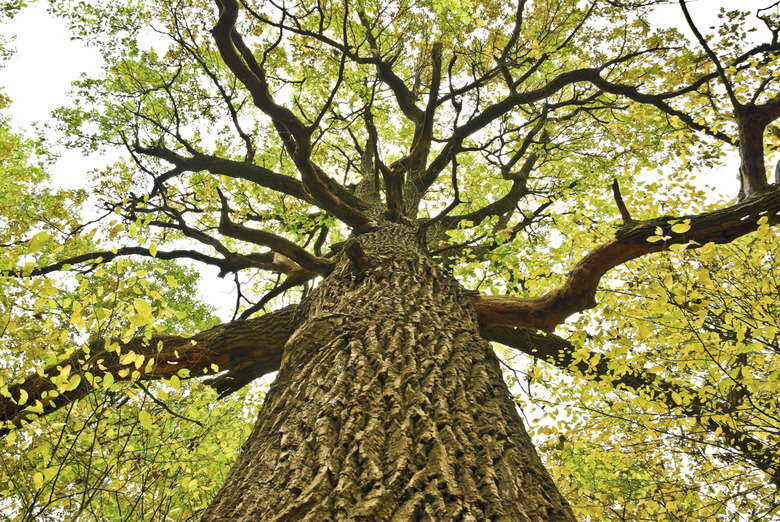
[203,222,574,521]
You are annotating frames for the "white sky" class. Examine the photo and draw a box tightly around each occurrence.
[0,3,108,190]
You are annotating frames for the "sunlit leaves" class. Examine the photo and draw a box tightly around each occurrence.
[523,223,780,520]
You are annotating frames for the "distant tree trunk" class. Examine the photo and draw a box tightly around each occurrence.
[203,222,575,521]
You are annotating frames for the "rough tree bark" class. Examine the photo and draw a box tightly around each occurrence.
[202,221,575,520]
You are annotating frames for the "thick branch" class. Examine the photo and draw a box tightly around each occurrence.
[397,42,442,173]
[473,189,780,332]
[212,0,374,231]
[0,306,295,436]
[139,144,301,195]
[736,97,780,199]
[217,189,335,276]
[135,145,366,212]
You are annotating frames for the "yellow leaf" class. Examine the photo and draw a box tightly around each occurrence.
[65,374,81,392]
[28,231,50,254]
[139,410,152,430]
[671,223,690,233]
[43,467,58,481]
[133,298,151,315]
[638,322,651,338]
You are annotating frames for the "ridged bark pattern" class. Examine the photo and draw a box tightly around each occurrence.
[204,223,574,521]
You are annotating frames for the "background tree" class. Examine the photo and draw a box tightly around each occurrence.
[2,0,780,519]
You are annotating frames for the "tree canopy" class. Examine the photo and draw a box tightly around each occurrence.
[2,0,780,519]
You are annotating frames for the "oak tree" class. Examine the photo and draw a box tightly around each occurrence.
[2,0,780,519]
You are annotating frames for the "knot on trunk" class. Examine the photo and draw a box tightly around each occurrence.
[343,238,371,271]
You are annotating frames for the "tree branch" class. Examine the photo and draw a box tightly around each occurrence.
[216,188,335,276]
[356,9,425,127]
[212,0,374,231]
[1,306,295,436]
[473,189,780,332]
[678,0,739,108]
[396,41,442,174]
[439,113,546,231]
[134,145,310,203]
[0,247,279,279]
[736,96,780,199]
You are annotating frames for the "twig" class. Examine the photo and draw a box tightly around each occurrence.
[611,179,633,223]
[136,382,204,427]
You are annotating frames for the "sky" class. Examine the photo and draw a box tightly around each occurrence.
[1,2,106,189]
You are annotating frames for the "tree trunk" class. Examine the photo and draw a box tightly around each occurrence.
[203,222,575,521]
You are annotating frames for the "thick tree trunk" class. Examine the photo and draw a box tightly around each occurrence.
[203,222,574,521]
